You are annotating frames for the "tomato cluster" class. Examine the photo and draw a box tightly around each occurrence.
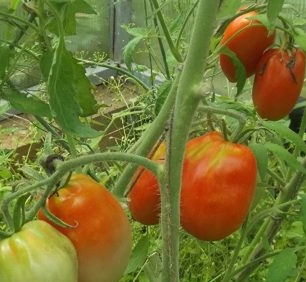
[128,132,257,241]
[219,8,306,121]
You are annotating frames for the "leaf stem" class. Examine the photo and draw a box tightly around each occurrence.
[148,0,171,79]
[0,11,39,32]
[77,58,151,91]
[150,0,183,62]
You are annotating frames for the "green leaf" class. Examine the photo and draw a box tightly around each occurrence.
[266,249,297,282]
[123,36,144,71]
[262,121,306,154]
[41,49,97,116]
[249,143,268,181]
[49,0,71,2]
[0,44,11,80]
[267,0,285,26]
[301,195,306,234]
[3,88,52,118]
[47,0,96,35]
[9,0,21,10]
[125,234,150,274]
[293,28,306,51]
[264,142,306,173]
[218,0,241,18]
[0,100,10,116]
[45,45,99,137]
[122,27,150,71]
[219,46,246,96]
[13,194,30,232]
[144,252,162,282]
[72,0,96,14]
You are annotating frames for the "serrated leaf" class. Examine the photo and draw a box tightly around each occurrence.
[264,142,306,173]
[301,195,306,234]
[4,88,52,118]
[266,249,297,282]
[267,0,285,26]
[219,46,246,96]
[41,48,98,115]
[249,143,268,180]
[124,234,150,274]
[46,44,99,137]
[123,36,144,71]
[262,121,306,154]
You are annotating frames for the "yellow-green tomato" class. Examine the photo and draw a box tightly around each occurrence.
[0,220,78,282]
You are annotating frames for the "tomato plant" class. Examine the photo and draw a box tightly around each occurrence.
[38,174,132,282]
[252,48,306,120]
[219,10,275,82]
[0,220,78,282]
[128,143,165,225]
[180,131,257,241]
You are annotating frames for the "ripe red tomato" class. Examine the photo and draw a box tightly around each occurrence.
[219,10,275,82]
[252,48,306,120]
[38,174,132,282]
[129,134,257,242]
[181,132,257,241]
[128,143,165,225]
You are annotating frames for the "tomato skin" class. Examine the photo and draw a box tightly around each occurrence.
[219,11,275,82]
[128,167,160,225]
[38,174,132,282]
[0,220,78,282]
[252,48,306,120]
[128,143,165,225]
[181,132,257,241]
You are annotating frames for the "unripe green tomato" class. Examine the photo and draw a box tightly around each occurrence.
[0,220,78,282]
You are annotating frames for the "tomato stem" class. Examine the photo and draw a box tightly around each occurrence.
[1,152,160,232]
[197,105,247,142]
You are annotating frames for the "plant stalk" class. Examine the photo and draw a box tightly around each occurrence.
[161,1,219,281]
